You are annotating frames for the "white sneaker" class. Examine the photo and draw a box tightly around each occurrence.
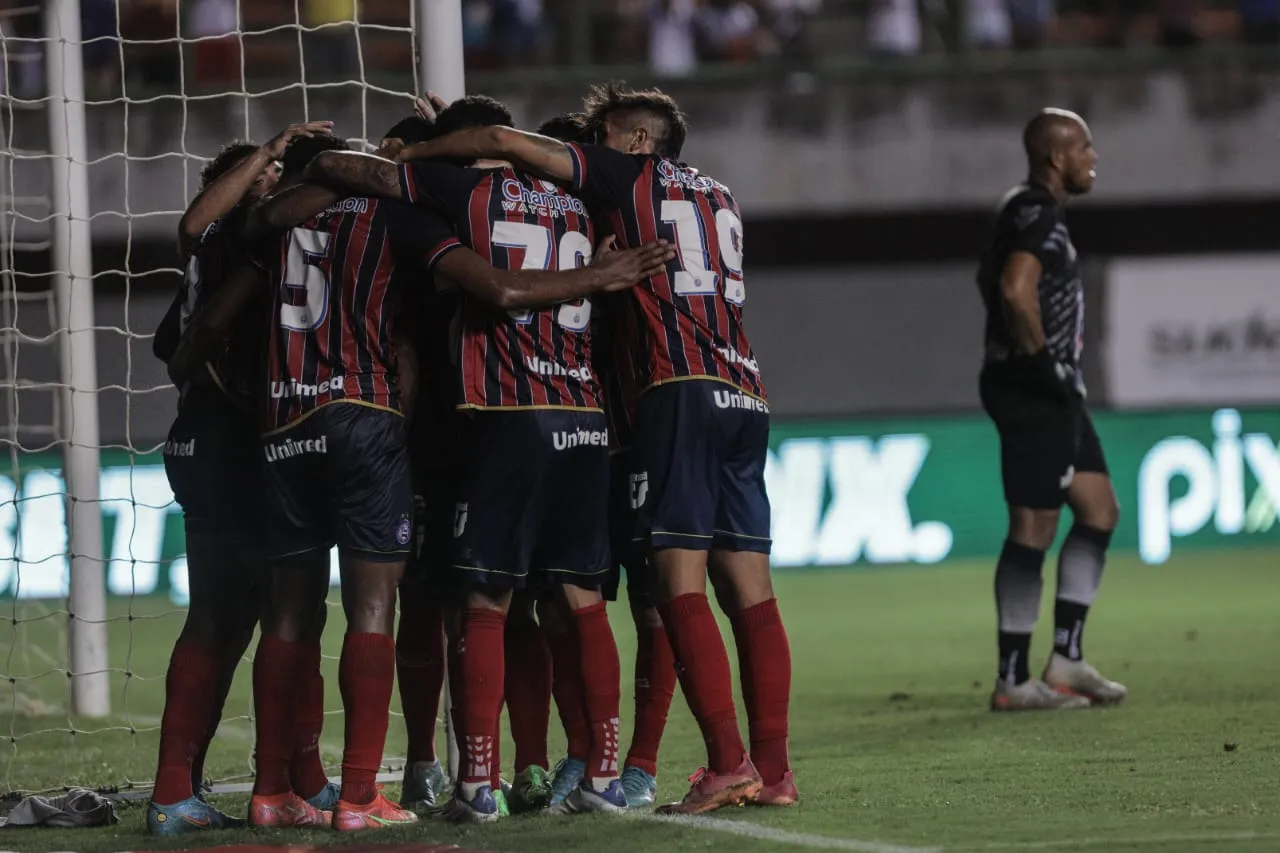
[1043,652,1128,706]
[991,677,1091,711]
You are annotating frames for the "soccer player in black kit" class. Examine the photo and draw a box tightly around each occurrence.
[976,109,1126,712]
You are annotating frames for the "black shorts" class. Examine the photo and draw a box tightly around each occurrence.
[262,403,414,562]
[606,450,652,606]
[632,380,772,554]
[408,462,459,592]
[451,409,610,591]
[980,366,1109,510]
[163,386,264,542]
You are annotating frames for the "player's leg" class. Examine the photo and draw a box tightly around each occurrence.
[149,395,259,834]
[708,399,795,806]
[290,595,338,810]
[980,372,1090,712]
[503,591,553,812]
[326,406,420,831]
[540,595,591,805]
[395,561,448,811]
[1044,412,1126,703]
[608,448,673,808]
[250,553,333,828]
[636,382,758,815]
[440,411,540,823]
[620,566,674,809]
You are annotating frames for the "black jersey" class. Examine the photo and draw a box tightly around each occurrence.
[976,183,1084,386]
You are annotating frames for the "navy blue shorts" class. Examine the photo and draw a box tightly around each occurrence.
[409,462,460,592]
[262,403,414,562]
[632,380,772,554]
[163,386,264,542]
[451,409,610,591]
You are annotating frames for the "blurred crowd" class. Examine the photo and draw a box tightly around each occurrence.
[0,0,1275,97]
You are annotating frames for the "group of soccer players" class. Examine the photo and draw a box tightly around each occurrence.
[149,82,795,834]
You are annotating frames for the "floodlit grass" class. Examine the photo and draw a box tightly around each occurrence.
[0,549,1277,851]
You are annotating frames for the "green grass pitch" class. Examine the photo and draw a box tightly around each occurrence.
[0,548,1276,852]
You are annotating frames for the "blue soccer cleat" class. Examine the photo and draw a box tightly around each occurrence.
[147,796,244,835]
[554,777,628,815]
[620,765,658,808]
[550,757,586,807]
[305,780,342,811]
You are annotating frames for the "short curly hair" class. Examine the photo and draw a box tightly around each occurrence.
[199,141,258,190]
[582,81,688,159]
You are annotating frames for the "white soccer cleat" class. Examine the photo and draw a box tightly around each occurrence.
[990,677,1091,711]
[1043,652,1128,706]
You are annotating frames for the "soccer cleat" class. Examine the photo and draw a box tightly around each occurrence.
[1043,652,1128,706]
[550,757,586,807]
[332,791,419,831]
[620,765,658,808]
[399,760,448,812]
[247,791,332,828]
[147,796,245,835]
[436,783,501,824]
[990,677,1091,711]
[507,764,553,814]
[305,780,342,811]
[753,770,799,807]
[553,778,628,815]
[654,756,763,815]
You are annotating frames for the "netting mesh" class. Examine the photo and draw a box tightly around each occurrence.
[0,0,423,796]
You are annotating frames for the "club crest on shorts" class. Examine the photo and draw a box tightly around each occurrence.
[454,502,469,537]
[395,515,412,546]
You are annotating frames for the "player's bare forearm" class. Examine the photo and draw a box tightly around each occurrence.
[397,126,575,185]
[304,151,403,200]
[244,184,340,239]
[1000,252,1047,354]
[436,240,672,311]
[178,147,272,254]
[167,264,264,386]
[392,328,420,428]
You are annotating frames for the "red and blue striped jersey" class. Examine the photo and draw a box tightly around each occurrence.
[399,160,602,411]
[565,143,765,403]
[251,196,433,433]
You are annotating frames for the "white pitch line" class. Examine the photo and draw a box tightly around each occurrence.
[646,813,944,853]
[954,831,1280,851]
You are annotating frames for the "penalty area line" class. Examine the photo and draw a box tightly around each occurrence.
[644,813,944,853]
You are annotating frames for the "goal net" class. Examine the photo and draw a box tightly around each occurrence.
[0,0,439,798]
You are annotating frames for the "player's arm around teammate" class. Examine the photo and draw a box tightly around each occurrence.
[979,110,1124,713]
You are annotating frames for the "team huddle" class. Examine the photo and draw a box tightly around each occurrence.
[149,84,794,834]
[149,79,1129,837]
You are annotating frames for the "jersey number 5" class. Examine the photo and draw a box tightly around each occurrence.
[280,227,332,332]
[660,200,745,305]
[491,221,593,331]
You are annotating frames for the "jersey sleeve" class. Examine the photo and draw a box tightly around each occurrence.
[386,202,464,273]
[398,159,481,217]
[1007,198,1065,268]
[564,143,645,207]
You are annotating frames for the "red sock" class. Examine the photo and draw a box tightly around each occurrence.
[624,621,676,777]
[396,592,445,764]
[658,593,745,775]
[504,609,551,772]
[190,642,241,795]
[251,635,306,796]
[455,608,506,787]
[545,623,590,761]
[571,603,622,783]
[337,632,396,805]
[153,641,219,804]
[290,643,330,800]
[730,599,792,785]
